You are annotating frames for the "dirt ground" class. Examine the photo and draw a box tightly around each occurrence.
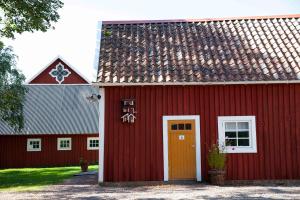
[1,174,300,200]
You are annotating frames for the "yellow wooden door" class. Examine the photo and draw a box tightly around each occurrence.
[168,120,196,180]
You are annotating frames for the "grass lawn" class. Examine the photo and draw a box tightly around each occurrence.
[0,165,98,192]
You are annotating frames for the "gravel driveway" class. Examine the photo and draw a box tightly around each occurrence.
[1,174,300,200]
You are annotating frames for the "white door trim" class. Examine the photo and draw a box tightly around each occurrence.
[162,115,201,182]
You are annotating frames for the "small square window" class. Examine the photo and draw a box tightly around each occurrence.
[57,138,72,151]
[218,116,257,153]
[171,124,178,130]
[178,124,185,130]
[87,137,99,150]
[238,122,249,129]
[185,123,192,130]
[225,131,236,138]
[238,131,249,138]
[225,138,237,146]
[27,139,41,151]
[225,122,236,130]
[238,139,249,146]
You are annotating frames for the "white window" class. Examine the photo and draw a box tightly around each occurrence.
[27,138,41,151]
[57,138,72,151]
[218,116,257,153]
[87,137,99,150]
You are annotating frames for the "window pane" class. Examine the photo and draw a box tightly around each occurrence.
[238,139,250,146]
[60,140,70,148]
[238,131,249,138]
[225,122,236,130]
[185,123,192,130]
[171,124,178,130]
[225,131,236,138]
[90,140,99,148]
[225,139,237,146]
[178,124,184,130]
[238,122,249,129]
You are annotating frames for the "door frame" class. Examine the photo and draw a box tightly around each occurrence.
[162,115,201,181]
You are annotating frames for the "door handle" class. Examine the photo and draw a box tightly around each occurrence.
[192,145,195,148]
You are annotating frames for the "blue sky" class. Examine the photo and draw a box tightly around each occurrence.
[4,0,300,82]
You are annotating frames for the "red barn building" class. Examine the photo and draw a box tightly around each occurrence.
[0,56,99,168]
[95,15,300,182]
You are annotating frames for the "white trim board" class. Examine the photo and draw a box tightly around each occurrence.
[92,80,300,87]
[98,88,105,183]
[94,21,102,71]
[26,55,91,84]
[24,83,91,86]
[162,115,201,182]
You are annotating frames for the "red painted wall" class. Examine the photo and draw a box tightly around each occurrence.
[103,84,300,181]
[0,134,98,168]
[29,58,88,84]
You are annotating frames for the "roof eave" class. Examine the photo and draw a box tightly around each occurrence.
[102,14,300,25]
[92,80,300,87]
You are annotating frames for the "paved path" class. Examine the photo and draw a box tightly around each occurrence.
[1,174,300,200]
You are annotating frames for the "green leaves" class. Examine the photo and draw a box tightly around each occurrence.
[208,143,227,170]
[0,43,27,131]
[0,1,63,131]
[0,0,64,38]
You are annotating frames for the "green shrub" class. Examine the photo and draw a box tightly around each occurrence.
[208,143,226,170]
[104,30,112,37]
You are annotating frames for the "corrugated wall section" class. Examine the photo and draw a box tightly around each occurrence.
[104,84,300,181]
[0,134,98,168]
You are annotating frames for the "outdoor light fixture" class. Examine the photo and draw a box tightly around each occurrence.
[86,93,101,102]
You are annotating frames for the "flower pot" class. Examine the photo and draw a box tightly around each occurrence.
[80,162,88,172]
[208,169,226,185]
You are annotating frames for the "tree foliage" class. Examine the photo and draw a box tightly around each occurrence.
[0,41,26,131]
[0,1,63,131]
[0,0,63,38]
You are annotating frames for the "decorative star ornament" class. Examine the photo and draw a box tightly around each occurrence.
[49,63,71,84]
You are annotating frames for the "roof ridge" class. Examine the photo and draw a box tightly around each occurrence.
[102,14,300,25]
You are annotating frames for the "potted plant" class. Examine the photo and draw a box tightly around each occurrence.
[79,158,89,172]
[207,143,227,185]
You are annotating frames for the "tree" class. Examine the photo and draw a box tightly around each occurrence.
[0,0,63,39]
[0,41,26,131]
[0,0,63,131]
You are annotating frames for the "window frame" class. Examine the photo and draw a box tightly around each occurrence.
[87,137,99,150]
[218,116,257,153]
[57,137,72,151]
[27,138,42,152]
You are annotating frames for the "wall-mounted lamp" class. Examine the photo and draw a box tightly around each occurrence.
[86,93,101,103]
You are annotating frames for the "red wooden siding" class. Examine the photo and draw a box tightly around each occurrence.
[29,58,88,84]
[104,84,300,182]
[0,134,98,168]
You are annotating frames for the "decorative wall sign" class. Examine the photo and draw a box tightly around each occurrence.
[179,135,185,140]
[49,62,71,84]
[121,99,137,123]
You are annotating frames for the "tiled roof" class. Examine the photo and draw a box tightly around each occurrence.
[97,15,300,84]
[0,85,99,135]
